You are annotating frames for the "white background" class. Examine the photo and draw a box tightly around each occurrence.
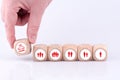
[0,0,120,80]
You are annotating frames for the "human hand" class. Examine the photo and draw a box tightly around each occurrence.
[1,0,52,48]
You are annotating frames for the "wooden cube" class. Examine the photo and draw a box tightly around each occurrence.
[33,44,47,61]
[93,44,107,61]
[63,44,77,61]
[14,38,31,55]
[48,44,62,61]
[77,44,93,61]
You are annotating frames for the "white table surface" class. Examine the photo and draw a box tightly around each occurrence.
[0,55,119,80]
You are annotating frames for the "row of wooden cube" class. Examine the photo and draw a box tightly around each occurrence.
[14,39,107,61]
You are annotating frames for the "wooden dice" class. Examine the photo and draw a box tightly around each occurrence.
[78,44,92,61]
[93,44,107,61]
[13,38,108,61]
[63,44,77,61]
[33,44,47,61]
[14,39,31,55]
[48,44,62,61]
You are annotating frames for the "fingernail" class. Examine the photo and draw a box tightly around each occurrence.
[9,41,14,49]
[30,35,36,43]
[9,38,15,49]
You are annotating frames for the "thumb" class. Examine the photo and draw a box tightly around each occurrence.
[27,0,52,43]
[5,9,18,48]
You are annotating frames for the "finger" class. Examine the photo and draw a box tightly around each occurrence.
[27,0,52,43]
[5,7,18,48]
[1,0,6,22]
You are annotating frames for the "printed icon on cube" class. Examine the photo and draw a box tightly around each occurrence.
[14,39,31,55]
[93,44,107,61]
[78,44,92,61]
[16,43,26,53]
[63,44,77,61]
[48,44,62,61]
[33,44,47,61]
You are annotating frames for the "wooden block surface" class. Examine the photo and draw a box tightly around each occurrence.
[14,39,31,55]
[13,39,108,62]
[63,44,77,61]
[48,44,62,61]
[77,44,93,61]
[93,44,107,61]
[33,44,47,61]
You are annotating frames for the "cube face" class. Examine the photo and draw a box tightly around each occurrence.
[93,44,107,61]
[14,39,31,55]
[63,44,77,61]
[78,44,92,61]
[33,44,47,61]
[48,44,62,61]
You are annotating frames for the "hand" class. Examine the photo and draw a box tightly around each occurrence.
[1,0,52,48]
